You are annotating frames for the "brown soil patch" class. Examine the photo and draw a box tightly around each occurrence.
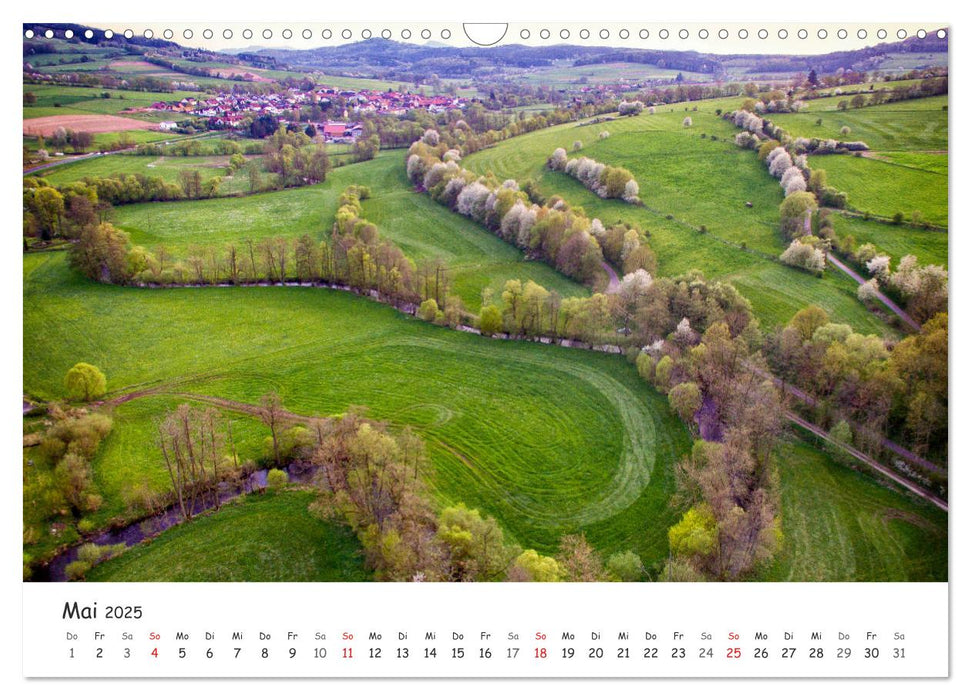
[23,114,156,137]
[213,68,275,83]
[109,60,158,70]
[881,508,940,532]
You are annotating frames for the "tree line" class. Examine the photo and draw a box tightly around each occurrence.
[548,147,641,204]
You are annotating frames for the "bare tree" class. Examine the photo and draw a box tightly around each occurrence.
[258,392,286,466]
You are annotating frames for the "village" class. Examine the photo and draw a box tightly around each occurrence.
[147,85,469,141]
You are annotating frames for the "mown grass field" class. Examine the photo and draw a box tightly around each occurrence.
[88,491,370,582]
[763,440,947,581]
[462,106,898,336]
[23,251,684,565]
[110,152,589,311]
[810,153,948,227]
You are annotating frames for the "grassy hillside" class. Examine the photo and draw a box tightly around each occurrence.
[23,84,206,121]
[463,105,897,335]
[88,490,370,582]
[109,152,589,311]
[810,153,947,227]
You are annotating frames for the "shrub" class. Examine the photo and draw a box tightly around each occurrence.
[419,298,439,322]
[606,551,644,581]
[779,192,818,237]
[65,560,92,581]
[668,382,703,425]
[780,239,826,274]
[857,278,881,304]
[64,363,107,402]
[266,468,289,489]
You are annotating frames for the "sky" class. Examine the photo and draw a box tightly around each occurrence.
[71,22,948,57]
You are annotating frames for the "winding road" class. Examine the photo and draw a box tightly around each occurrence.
[601,261,620,293]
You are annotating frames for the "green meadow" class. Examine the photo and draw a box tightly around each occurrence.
[109,152,589,311]
[23,251,684,564]
[463,106,898,336]
[88,491,370,582]
[810,153,948,227]
[23,84,206,121]
[37,154,264,196]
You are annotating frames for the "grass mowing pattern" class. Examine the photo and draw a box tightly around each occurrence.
[763,440,946,581]
[832,214,947,268]
[24,252,683,562]
[87,490,370,582]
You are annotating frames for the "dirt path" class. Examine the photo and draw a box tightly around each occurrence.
[827,253,921,332]
[787,411,947,512]
[750,366,946,477]
[601,261,620,293]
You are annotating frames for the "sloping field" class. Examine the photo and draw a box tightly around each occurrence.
[462,107,896,336]
[110,152,589,311]
[811,153,948,227]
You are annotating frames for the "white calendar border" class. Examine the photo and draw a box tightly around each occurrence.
[6,0,964,695]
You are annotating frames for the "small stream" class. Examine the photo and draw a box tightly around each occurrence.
[33,462,323,582]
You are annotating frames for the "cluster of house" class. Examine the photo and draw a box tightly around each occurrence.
[149,85,467,140]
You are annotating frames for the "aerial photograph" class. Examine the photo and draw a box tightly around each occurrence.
[22,23,947,583]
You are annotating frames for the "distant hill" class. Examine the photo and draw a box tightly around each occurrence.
[246,33,947,82]
[24,23,947,88]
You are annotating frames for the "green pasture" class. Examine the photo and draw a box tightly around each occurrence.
[88,491,370,582]
[764,439,947,581]
[463,107,897,336]
[110,152,588,311]
[23,251,686,564]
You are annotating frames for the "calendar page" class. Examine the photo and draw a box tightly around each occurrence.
[17,3,955,690]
